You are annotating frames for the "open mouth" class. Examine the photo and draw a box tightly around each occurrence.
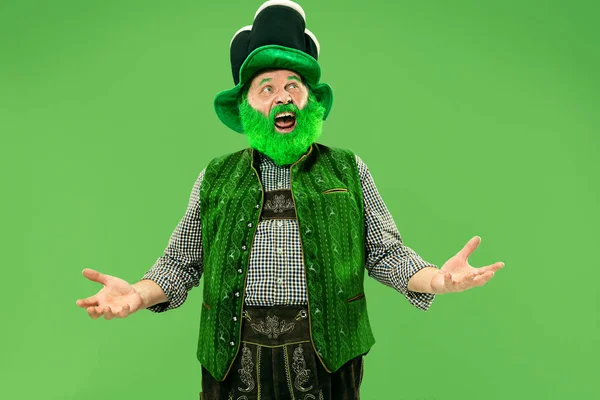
[274,112,297,133]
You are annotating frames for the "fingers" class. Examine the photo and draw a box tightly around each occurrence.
[443,262,501,293]
[454,271,475,292]
[456,236,481,260]
[86,305,131,320]
[460,271,477,290]
[475,262,505,276]
[117,304,131,318]
[82,268,109,285]
[104,306,116,320]
[76,296,98,308]
[487,261,505,272]
[445,271,483,293]
[87,306,105,319]
[443,272,457,293]
[472,271,495,287]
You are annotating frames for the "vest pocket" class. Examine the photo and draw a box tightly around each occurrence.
[322,188,349,194]
[346,292,365,303]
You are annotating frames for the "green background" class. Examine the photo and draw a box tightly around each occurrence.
[1,0,598,399]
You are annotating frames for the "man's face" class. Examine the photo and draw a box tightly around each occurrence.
[246,69,309,134]
[238,68,325,166]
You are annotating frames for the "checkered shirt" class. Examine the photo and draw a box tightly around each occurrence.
[142,152,437,312]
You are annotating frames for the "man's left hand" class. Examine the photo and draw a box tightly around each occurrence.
[430,236,504,294]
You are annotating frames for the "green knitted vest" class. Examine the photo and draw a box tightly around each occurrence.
[197,143,376,381]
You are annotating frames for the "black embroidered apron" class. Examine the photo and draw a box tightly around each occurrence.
[200,305,364,400]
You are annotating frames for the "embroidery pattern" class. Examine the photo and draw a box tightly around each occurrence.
[283,344,295,398]
[256,346,262,399]
[292,345,314,392]
[237,343,255,393]
[250,314,295,339]
[264,194,294,213]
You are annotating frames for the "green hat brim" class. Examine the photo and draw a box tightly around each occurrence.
[214,45,333,134]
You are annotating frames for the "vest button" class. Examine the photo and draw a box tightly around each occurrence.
[247,223,253,228]
[255,204,260,209]
[238,269,243,274]
[230,341,235,346]
[232,316,238,322]
[241,245,247,251]
[234,291,240,297]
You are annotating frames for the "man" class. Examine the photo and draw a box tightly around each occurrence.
[76,1,504,399]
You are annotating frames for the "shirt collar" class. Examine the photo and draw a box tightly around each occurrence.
[254,144,315,167]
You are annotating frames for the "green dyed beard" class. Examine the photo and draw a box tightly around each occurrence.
[239,94,325,166]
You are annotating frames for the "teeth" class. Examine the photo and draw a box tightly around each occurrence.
[276,112,295,119]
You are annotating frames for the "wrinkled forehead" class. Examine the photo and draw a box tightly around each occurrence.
[250,68,304,86]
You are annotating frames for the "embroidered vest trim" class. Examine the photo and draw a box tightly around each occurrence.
[197,143,376,381]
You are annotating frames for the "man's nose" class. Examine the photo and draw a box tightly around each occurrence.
[275,93,293,105]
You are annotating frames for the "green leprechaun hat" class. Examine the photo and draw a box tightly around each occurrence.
[214,0,333,133]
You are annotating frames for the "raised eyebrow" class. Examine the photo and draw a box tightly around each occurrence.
[258,77,272,86]
[287,75,302,83]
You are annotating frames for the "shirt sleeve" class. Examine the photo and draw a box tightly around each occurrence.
[141,169,205,313]
[356,155,437,311]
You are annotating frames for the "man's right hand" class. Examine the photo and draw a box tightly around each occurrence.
[76,268,145,319]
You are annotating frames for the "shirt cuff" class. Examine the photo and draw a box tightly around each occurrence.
[405,287,436,312]
[390,253,438,311]
[141,267,189,313]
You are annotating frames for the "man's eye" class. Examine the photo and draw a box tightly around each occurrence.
[288,83,298,89]
[262,86,273,93]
